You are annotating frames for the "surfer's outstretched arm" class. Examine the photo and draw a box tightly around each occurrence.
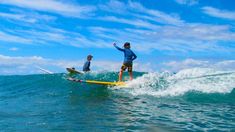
[113,43,124,51]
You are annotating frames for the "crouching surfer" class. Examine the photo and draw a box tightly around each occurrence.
[83,54,93,72]
[66,54,93,75]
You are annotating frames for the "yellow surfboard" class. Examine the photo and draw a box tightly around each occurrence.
[67,77,125,86]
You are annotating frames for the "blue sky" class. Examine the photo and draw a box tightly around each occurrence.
[0,0,235,75]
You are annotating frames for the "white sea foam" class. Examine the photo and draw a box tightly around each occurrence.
[122,68,235,97]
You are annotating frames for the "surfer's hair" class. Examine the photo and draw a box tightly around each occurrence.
[124,42,130,48]
[87,55,93,59]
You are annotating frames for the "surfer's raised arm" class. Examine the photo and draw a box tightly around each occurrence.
[113,43,124,51]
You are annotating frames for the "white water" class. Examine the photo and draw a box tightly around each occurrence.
[122,68,235,97]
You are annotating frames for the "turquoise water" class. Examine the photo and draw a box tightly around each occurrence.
[0,68,235,131]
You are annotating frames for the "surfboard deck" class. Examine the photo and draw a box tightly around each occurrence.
[67,77,125,86]
[66,68,83,74]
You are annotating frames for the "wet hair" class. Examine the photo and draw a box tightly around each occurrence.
[123,42,130,48]
[87,55,93,59]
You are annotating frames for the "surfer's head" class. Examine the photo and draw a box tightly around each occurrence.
[123,42,130,49]
[87,55,93,61]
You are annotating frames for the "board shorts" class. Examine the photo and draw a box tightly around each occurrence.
[121,62,133,72]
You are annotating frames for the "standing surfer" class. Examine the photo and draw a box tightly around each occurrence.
[113,42,137,81]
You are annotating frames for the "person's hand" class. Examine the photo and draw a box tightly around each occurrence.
[113,43,116,46]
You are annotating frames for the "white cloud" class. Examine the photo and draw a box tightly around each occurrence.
[92,1,235,53]
[0,0,95,18]
[99,0,127,14]
[0,54,48,65]
[99,0,184,26]
[3,21,234,54]
[162,59,235,72]
[214,60,235,69]
[0,12,37,23]
[0,31,32,43]
[93,23,235,46]
[0,10,56,23]
[175,0,198,6]
[87,23,235,53]
[128,1,184,25]
[202,6,235,20]
[0,54,155,75]
[9,47,19,51]
[0,26,112,48]
[163,59,210,71]
[0,54,81,75]
[100,16,159,29]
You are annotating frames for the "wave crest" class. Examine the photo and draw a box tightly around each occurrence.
[124,68,235,97]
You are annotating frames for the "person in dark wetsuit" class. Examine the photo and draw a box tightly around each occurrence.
[83,55,93,72]
[113,42,137,81]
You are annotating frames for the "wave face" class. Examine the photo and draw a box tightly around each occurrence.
[0,68,235,131]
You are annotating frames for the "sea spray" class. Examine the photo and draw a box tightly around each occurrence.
[123,68,235,97]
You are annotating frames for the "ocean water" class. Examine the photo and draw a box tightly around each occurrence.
[0,68,235,131]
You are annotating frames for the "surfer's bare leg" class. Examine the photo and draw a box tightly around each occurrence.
[129,72,133,80]
[119,70,123,82]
